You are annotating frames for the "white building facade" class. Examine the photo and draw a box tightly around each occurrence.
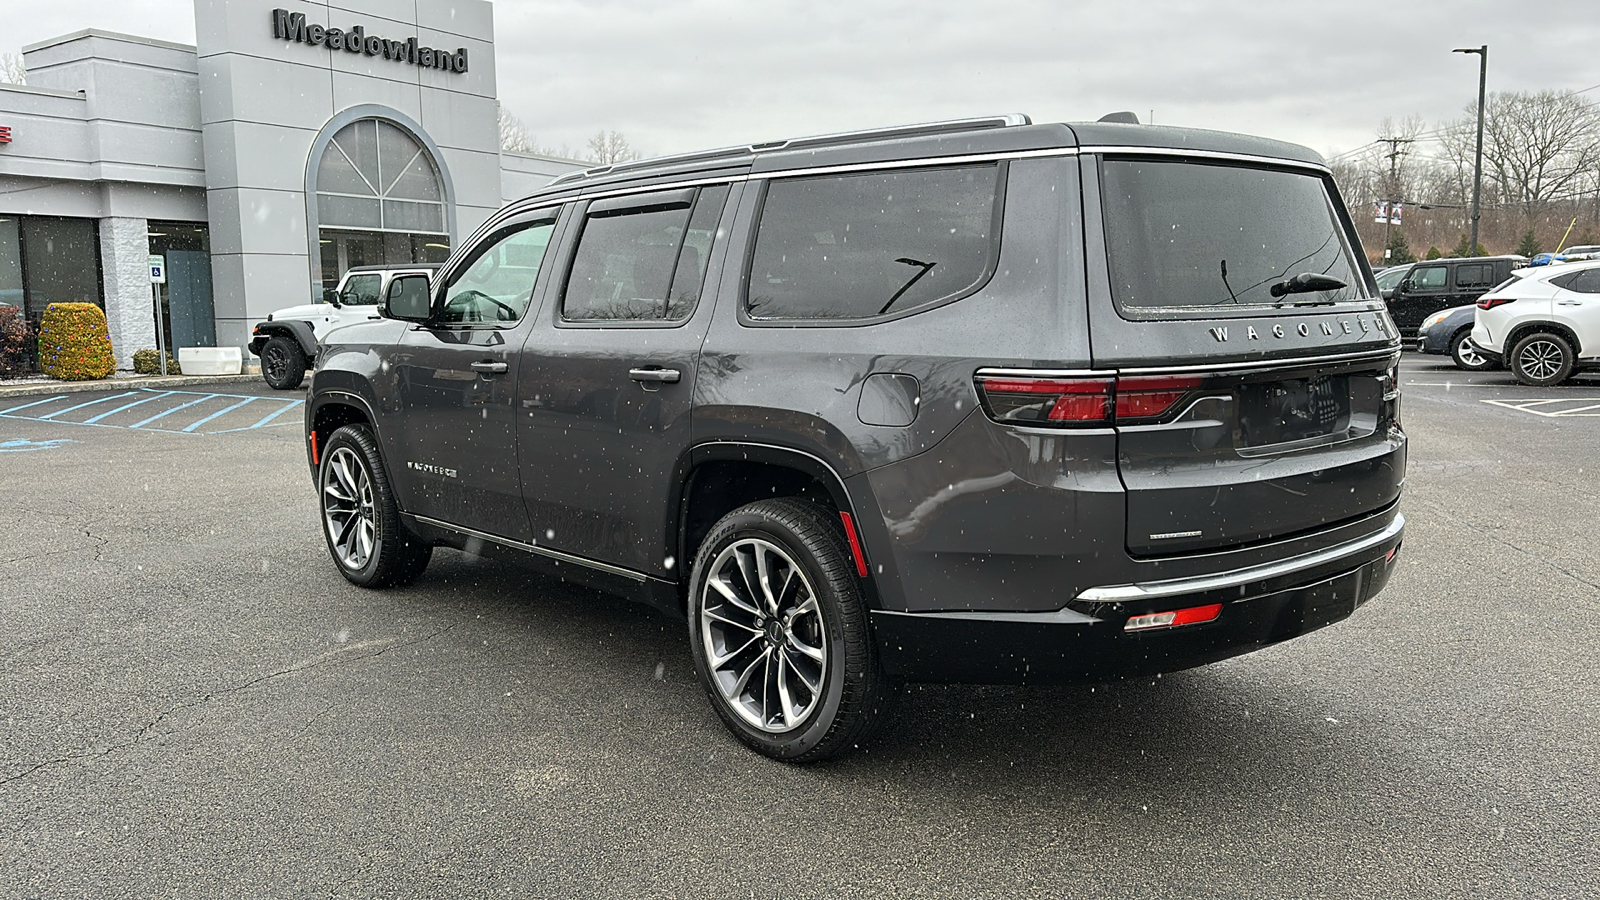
[0,0,579,368]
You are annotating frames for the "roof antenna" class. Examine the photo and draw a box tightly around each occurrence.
[1097,111,1141,125]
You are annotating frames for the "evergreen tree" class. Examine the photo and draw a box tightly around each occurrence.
[1425,246,1443,260]
[1385,230,1417,265]
[1516,230,1542,257]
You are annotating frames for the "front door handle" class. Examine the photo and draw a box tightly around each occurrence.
[629,367,681,384]
[470,361,509,375]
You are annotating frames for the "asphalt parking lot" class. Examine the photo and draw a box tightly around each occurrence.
[2,360,1597,899]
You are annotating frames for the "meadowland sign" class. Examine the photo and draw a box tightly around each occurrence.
[270,8,469,73]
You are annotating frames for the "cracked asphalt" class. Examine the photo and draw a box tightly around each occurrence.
[2,361,1597,899]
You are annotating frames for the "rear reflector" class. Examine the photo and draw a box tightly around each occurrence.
[1124,602,1223,632]
[838,511,869,578]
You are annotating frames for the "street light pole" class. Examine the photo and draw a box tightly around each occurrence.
[1454,45,1488,257]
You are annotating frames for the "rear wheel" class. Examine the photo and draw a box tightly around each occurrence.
[318,424,432,587]
[688,499,895,762]
[261,336,307,390]
[1509,332,1575,386]
[1450,328,1493,371]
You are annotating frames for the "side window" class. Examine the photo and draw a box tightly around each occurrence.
[745,164,1001,321]
[340,274,382,305]
[1553,268,1600,294]
[437,214,558,325]
[1411,266,1447,290]
[562,185,728,322]
[1454,264,1491,289]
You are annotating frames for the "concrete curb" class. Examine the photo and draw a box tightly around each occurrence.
[0,373,271,399]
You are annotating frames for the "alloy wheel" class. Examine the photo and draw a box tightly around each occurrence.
[322,446,377,570]
[1456,336,1486,368]
[699,538,827,733]
[1518,339,1563,381]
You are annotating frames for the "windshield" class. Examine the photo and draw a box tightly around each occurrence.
[1101,158,1366,310]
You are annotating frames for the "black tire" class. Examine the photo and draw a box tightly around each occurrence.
[317,424,432,588]
[1449,328,1494,371]
[261,336,307,390]
[1509,331,1575,387]
[687,498,895,762]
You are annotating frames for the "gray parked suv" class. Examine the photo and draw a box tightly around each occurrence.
[304,115,1407,761]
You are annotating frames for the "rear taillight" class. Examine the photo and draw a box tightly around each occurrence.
[975,372,1204,427]
[1478,295,1515,310]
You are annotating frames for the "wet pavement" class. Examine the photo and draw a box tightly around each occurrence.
[2,354,1596,898]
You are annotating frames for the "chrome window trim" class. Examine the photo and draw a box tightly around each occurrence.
[1082,145,1332,175]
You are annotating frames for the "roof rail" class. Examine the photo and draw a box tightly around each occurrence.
[548,114,1032,187]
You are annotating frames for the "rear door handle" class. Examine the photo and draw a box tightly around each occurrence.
[629,367,681,383]
[470,361,509,375]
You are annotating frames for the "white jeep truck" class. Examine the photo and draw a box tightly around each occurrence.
[248,264,438,389]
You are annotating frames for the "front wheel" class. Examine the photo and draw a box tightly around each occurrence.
[688,499,895,762]
[1450,328,1494,371]
[1509,331,1575,386]
[318,424,432,587]
[261,336,307,390]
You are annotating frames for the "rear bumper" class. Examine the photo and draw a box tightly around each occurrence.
[871,515,1403,683]
[1466,337,1502,365]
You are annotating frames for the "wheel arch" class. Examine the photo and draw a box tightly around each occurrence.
[675,442,879,613]
[1506,321,1583,359]
[253,320,319,359]
[307,390,379,475]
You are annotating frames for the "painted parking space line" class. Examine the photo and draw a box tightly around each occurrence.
[3,388,302,435]
[128,394,218,428]
[35,391,140,420]
[180,397,257,432]
[0,395,69,415]
[1482,398,1600,417]
[213,398,305,432]
[82,391,180,423]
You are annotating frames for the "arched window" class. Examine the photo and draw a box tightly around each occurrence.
[315,118,445,233]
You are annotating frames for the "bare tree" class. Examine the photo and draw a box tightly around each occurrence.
[1443,90,1600,219]
[586,130,642,165]
[498,107,581,159]
[0,52,25,85]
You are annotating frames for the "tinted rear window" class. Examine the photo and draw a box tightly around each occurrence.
[746,164,1001,320]
[1101,159,1365,311]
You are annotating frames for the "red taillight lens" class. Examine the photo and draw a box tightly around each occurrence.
[975,373,1203,427]
[1114,375,1204,419]
[976,376,1114,425]
[1124,602,1223,632]
[1478,295,1515,310]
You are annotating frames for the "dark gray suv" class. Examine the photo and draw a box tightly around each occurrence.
[305,115,1407,761]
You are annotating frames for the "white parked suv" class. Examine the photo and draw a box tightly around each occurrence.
[249,264,438,389]
[1471,260,1600,386]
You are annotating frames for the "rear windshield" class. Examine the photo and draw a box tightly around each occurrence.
[1101,159,1367,311]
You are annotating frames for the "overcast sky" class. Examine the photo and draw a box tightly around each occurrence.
[10,1,1599,163]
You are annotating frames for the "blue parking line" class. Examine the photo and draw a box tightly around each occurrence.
[0,395,68,415]
[35,391,139,420]
[212,398,304,433]
[180,397,256,433]
[82,391,179,423]
[128,394,218,429]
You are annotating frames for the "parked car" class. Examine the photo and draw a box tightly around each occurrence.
[1471,259,1600,385]
[1387,255,1525,339]
[1416,304,1494,370]
[304,115,1406,762]
[1374,263,1414,300]
[249,264,438,389]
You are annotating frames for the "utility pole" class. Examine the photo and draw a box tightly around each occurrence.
[1454,45,1489,257]
[1377,136,1414,260]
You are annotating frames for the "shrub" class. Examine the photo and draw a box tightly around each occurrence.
[131,348,181,375]
[0,305,34,378]
[37,302,116,381]
[1425,246,1443,260]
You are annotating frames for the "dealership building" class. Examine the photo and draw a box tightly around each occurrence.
[0,0,580,368]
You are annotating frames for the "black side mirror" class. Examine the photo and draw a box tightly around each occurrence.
[383,274,433,322]
[322,287,341,306]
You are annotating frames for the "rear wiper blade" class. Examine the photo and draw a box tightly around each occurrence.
[1269,272,1347,299]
